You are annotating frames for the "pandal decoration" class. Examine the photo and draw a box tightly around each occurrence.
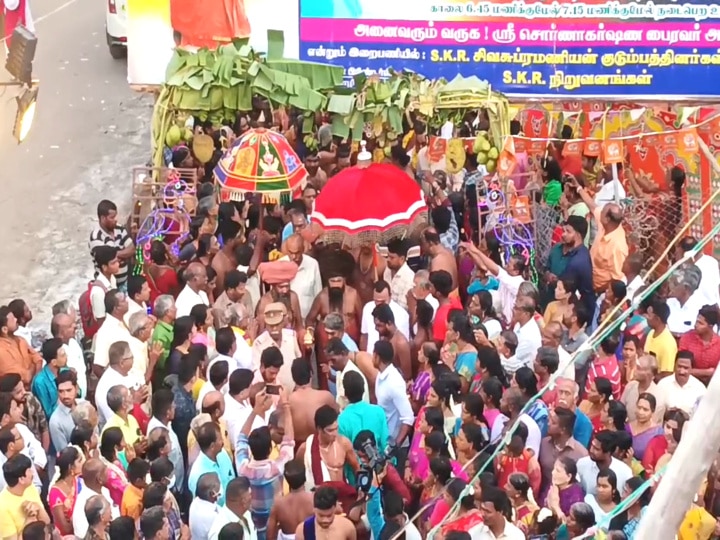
[134,170,196,273]
[480,178,537,283]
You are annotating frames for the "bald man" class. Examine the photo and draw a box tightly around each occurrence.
[572,178,629,294]
[195,390,233,456]
[73,459,118,537]
[147,427,171,461]
[420,226,458,290]
[176,262,210,317]
[50,312,87,397]
[280,234,323,320]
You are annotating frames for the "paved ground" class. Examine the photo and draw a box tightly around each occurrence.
[0,0,152,330]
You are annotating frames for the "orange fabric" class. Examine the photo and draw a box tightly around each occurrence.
[169,0,250,49]
[120,484,144,521]
[0,337,42,386]
[589,208,628,291]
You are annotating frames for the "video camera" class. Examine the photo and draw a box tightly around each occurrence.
[355,437,397,493]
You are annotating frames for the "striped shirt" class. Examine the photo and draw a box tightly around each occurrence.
[89,225,133,286]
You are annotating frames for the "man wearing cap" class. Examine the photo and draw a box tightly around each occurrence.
[256,261,304,335]
[252,302,302,392]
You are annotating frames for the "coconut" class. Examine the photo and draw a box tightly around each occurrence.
[477,152,489,165]
[166,125,182,148]
[488,147,499,160]
[486,159,497,173]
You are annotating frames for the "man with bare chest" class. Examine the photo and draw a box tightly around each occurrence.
[288,358,337,445]
[371,304,412,381]
[420,227,458,291]
[296,405,359,489]
[304,153,328,192]
[295,486,356,540]
[306,274,362,342]
[267,459,314,540]
[351,246,385,306]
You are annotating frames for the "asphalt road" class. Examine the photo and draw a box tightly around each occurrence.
[0,0,152,329]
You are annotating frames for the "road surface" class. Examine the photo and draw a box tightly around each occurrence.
[0,0,152,330]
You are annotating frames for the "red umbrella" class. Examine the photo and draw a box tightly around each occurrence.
[312,163,428,245]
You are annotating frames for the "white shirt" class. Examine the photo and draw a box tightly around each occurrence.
[361,300,410,353]
[594,179,626,208]
[483,318,503,340]
[0,451,41,491]
[128,335,149,384]
[513,318,542,369]
[577,456,632,496]
[496,414,542,456]
[90,273,117,319]
[196,381,223,412]
[207,503,257,540]
[280,254,322,319]
[14,326,32,349]
[95,367,138,426]
[63,338,87,398]
[233,334,254,371]
[375,365,414,445]
[237,265,262,313]
[623,274,645,300]
[147,416,185,488]
[176,285,210,318]
[558,346,576,381]
[72,483,118,538]
[190,498,220,540]
[496,268,524,323]
[16,423,46,470]
[336,359,369,410]
[383,263,416,311]
[656,374,706,415]
[474,519,526,540]
[667,292,704,335]
[92,314,133,369]
[693,254,720,307]
[124,298,147,326]
[223,395,268,451]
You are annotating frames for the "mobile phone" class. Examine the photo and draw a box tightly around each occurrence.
[266,385,280,395]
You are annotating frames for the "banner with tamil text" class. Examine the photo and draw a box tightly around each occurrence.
[298,0,720,98]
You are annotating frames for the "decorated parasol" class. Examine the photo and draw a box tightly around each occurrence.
[312,162,428,245]
[214,128,307,203]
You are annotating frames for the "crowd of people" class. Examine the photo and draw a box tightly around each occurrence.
[0,113,719,540]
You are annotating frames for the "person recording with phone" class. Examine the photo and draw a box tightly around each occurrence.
[253,347,284,406]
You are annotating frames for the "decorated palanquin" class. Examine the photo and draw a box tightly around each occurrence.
[214,128,308,203]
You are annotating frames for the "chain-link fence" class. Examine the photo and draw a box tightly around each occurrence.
[475,176,684,280]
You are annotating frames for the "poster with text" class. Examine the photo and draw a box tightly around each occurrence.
[299,0,720,98]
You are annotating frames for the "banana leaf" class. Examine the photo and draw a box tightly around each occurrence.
[265,60,344,90]
[266,29,285,60]
[331,115,350,139]
[327,94,356,115]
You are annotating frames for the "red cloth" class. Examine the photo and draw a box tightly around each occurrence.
[3,0,26,47]
[559,155,583,178]
[381,464,412,507]
[495,450,541,496]
[641,434,668,473]
[678,331,720,371]
[146,268,179,304]
[310,432,324,487]
[132,403,150,435]
[585,355,622,400]
[432,297,463,342]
